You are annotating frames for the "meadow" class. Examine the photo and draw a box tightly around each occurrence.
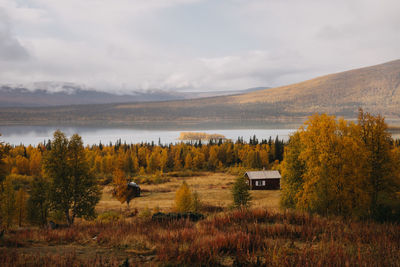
[98,172,281,213]
[1,172,399,266]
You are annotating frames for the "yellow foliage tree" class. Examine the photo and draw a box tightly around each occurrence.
[281,112,400,219]
[112,169,139,209]
[184,153,193,169]
[160,149,168,172]
[147,152,160,173]
[29,150,42,177]
[282,114,369,215]
[357,109,400,218]
[112,169,129,206]
[298,115,370,215]
[173,150,182,171]
[193,152,205,170]
[15,155,30,175]
[1,178,16,228]
[15,188,28,227]
[175,181,193,213]
[280,132,304,209]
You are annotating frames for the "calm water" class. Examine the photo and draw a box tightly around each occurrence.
[0,126,297,146]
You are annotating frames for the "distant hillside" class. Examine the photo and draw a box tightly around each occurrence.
[0,83,269,107]
[230,59,400,118]
[0,60,399,126]
[0,84,184,107]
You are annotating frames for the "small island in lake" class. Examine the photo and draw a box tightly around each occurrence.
[178,132,226,141]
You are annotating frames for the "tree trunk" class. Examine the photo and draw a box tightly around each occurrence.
[65,209,73,226]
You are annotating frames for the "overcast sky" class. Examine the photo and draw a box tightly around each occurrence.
[0,0,399,93]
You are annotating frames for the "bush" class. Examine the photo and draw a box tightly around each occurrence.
[96,211,122,223]
[167,171,204,178]
[152,212,205,222]
[139,207,152,218]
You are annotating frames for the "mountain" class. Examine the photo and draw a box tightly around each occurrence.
[0,86,180,107]
[0,59,399,126]
[231,59,400,118]
[0,82,269,107]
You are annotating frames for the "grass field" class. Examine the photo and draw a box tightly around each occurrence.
[1,172,399,266]
[1,172,285,266]
[98,172,281,214]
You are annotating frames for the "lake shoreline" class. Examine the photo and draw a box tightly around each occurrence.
[0,126,298,146]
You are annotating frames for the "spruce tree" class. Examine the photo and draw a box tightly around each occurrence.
[232,176,251,208]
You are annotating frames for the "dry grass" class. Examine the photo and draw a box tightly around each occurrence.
[97,172,281,213]
[2,209,399,266]
[4,171,398,266]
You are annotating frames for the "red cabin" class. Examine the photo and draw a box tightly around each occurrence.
[244,170,281,190]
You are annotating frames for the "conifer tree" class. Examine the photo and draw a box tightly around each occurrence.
[232,176,251,208]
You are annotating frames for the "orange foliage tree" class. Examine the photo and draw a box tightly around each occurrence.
[281,111,400,219]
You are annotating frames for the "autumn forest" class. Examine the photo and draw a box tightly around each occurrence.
[0,110,400,266]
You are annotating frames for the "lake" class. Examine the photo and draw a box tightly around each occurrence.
[0,126,297,146]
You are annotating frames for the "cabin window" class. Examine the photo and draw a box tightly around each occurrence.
[262,180,266,186]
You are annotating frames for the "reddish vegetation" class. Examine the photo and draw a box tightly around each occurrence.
[1,208,399,266]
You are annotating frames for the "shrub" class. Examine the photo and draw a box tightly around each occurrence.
[152,212,205,222]
[139,207,152,218]
[96,211,122,223]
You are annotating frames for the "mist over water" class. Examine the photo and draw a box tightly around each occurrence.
[0,125,296,146]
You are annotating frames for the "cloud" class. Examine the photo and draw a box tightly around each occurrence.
[0,0,399,92]
[0,9,29,61]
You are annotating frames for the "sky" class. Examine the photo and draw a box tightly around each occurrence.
[0,0,399,93]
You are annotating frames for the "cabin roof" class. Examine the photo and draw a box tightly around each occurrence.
[128,182,139,187]
[245,170,281,180]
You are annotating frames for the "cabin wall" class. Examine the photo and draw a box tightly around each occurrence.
[250,179,280,190]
